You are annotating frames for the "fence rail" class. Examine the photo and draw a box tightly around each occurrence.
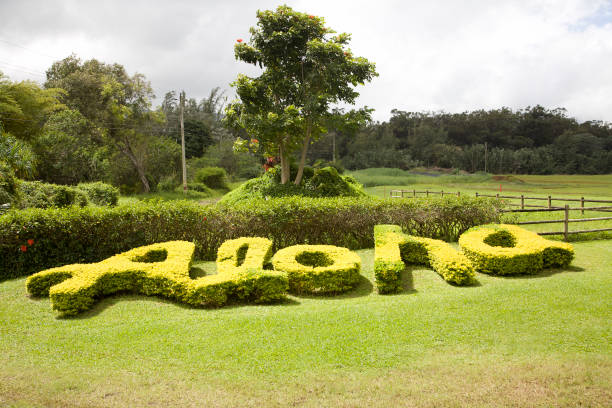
[390,189,461,198]
[389,189,612,240]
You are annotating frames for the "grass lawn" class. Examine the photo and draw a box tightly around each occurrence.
[354,170,612,241]
[1,240,611,407]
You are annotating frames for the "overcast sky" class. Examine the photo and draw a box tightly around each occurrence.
[1,0,611,123]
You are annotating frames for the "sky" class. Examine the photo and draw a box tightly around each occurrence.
[1,0,611,123]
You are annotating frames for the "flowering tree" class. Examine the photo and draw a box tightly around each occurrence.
[225,5,378,184]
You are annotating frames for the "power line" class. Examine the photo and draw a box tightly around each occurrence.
[0,38,62,60]
[0,61,46,78]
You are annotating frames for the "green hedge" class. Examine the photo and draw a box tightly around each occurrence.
[0,196,502,280]
[77,182,119,206]
[18,181,89,209]
[194,167,229,190]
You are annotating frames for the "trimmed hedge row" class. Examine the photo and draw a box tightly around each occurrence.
[16,180,119,209]
[374,225,475,293]
[1,196,502,280]
[27,240,288,316]
[459,224,574,275]
[271,245,361,294]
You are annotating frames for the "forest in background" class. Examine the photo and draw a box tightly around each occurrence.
[309,106,612,175]
[2,55,612,195]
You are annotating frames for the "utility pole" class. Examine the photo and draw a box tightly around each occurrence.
[332,132,336,163]
[484,141,488,173]
[179,90,187,192]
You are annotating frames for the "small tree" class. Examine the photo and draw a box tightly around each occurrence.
[225,5,377,184]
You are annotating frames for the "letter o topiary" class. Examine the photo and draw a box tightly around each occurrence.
[271,245,361,294]
[458,224,574,275]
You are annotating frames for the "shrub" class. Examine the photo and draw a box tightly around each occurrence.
[27,240,288,316]
[0,162,19,205]
[0,196,502,280]
[77,182,119,206]
[459,224,574,275]
[194,167,229,190]
[18,181,88,209]
[220,166,366,205]
[374,225,475,293]
[157,175,178,192]
[272,245,361,294]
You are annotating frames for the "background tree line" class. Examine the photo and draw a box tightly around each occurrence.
[309,106,612,174]
[0,56,262,193]
[2,55,612,197]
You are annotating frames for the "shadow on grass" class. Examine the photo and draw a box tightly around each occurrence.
[401,268,417,294]
[476,265,585,282]
[292,275,374,300]
[56,291,300,320]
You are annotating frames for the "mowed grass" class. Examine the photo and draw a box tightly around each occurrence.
[1,241,611,407]
[355,170,612,241]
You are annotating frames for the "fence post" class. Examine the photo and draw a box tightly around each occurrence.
[413,189,416,198]
[521,194,524,210]
[548,195,552,209]
[457,191,460,197]
[475,192,479,197]
[564,205,569,241]
[581,197,584,215]
[441,190,444,197]
[426,189,429,197]
[496,193,499,199]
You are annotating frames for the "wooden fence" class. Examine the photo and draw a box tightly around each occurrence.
[389,190,612,240]
[390,189,461,198]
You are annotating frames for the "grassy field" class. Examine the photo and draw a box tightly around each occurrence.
[1,240,611,407]
[351,169,612,241]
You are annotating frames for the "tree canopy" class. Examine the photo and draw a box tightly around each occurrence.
[225,5,378,184]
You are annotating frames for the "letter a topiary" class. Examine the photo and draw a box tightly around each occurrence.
[27,239,288,316]
[458,224,574,275]
[271,245,361,294]
[374,225,475,294]
[26,241,196,316]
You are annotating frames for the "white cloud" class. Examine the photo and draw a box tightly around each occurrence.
[1,0,611,122]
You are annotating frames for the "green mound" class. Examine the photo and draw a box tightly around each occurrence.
[220,166,366,205]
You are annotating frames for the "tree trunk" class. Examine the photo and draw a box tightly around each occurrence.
[279,143,290,184]
[120,138,150,193]
[294,122,311,185]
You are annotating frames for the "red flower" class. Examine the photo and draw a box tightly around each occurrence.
[236,38,243,43]
[251,138,258,143]
[308,15,315,19]
[203,217,207,221]
[27,239,34,246]
[20,245,27,252]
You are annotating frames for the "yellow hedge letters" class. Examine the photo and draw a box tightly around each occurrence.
[26,224,573,315]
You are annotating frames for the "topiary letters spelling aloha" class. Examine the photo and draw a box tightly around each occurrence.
[26,224,573,315]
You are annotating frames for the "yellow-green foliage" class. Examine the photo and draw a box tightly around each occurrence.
[27,239,288,316]
[459,224,574,275]
[374,225,475,293]
[374,225,406,294]
[216,237,274,274]
[271,245,361,294]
